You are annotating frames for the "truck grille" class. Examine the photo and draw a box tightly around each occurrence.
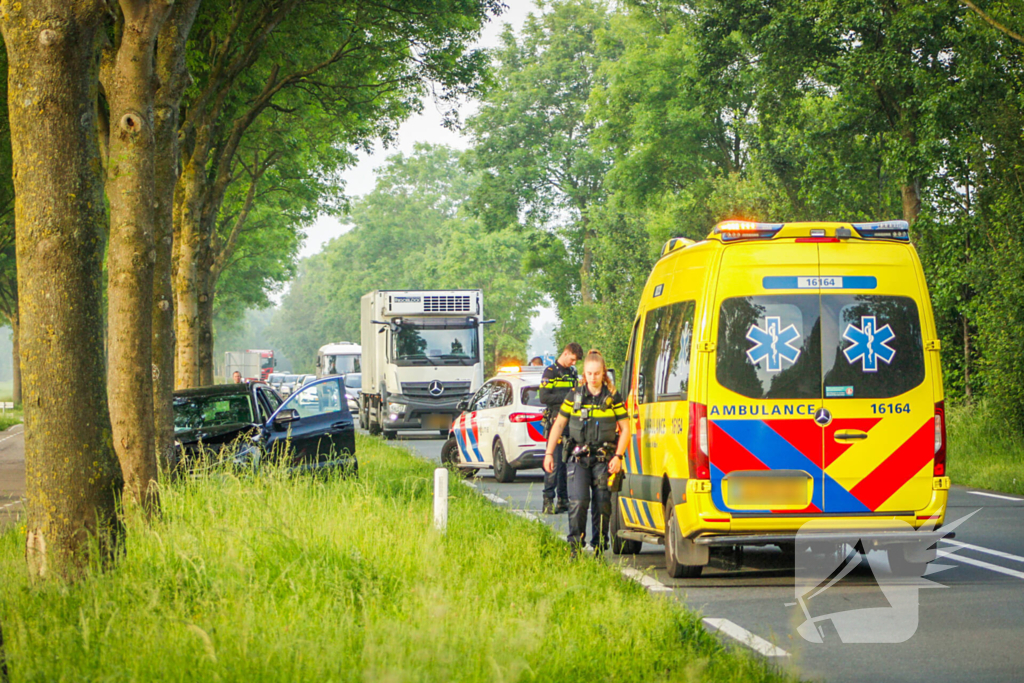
[423,295,472,313]
[401,381,472,398]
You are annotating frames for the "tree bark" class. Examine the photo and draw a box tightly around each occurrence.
[153,0,201,469]
[901,180,921,225]
[173,144,207,389]
[198,282,214,385]
[104,0,172,513]
[10,314,20,405]
[0,0,122,578]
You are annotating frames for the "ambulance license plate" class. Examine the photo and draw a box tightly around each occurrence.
[422,414,452,430]
[727,477,808,507]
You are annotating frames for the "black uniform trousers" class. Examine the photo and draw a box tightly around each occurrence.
[542,439,568,502]
[566,454,611,549]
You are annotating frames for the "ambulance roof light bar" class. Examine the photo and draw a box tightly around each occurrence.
[712,221,784,241]
[850,220,910,241]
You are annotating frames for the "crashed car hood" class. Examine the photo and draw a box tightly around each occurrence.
[175,421,260,448]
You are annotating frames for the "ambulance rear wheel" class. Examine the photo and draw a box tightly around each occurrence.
[492,440,515,483]
[610,493,641,555]
[665,510,703,579]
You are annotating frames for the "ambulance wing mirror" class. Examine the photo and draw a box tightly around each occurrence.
[606,369,616,387]
[636,372,645,400]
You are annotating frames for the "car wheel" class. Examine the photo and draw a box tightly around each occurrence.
[665,508,703,579]
[492,440,515,483]
[441,437,475,479]
[610,493,642,555]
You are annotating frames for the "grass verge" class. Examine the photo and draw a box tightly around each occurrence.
[0,434,792,682]
[948,400,1024,495]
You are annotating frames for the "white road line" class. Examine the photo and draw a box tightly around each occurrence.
[947,553,1024,580]
[0,499,22,510]
[966,490,1023,502]
[510,509,540,522]
[0,424,23,445]
[942,539,1024,565]
[619,566,673,593]
[702,618,790,658]
[482,492,508,505]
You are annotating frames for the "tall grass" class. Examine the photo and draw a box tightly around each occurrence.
[948,400,1024,495]
[0,435,790,682]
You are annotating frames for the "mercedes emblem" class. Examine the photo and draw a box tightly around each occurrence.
[813,407,832,427]
[428,380,444,397]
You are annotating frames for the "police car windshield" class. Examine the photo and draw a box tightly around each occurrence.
[391,320,479,366]
[716,294,925,400]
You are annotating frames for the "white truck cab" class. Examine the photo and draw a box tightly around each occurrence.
[316,341,361,378]
[360,290,486,438]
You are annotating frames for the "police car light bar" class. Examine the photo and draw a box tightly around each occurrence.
[713,221,784,241]
[497,366,520,373]
[850,220,910,241]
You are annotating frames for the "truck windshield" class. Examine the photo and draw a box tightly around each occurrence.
[323,354,360,375]
[391,320,479,366]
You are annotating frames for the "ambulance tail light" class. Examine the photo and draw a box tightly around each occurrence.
[933,401,947,476]
[509,412,543,423]
[688,402,710,480]
[712,221,783,242]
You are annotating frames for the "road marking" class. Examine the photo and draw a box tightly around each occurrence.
[510,509,540,522]
[0,424,23,445]
[462,481,478,489]
[619,566,673,593]
[0,499,22,510]
[942,539,1024,565]
[946,553,1024,580]
[702,618,790,658]
[482,492,507,505]
[966,490,1023,502]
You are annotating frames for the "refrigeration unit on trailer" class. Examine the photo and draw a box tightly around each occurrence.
[360,290,487,438]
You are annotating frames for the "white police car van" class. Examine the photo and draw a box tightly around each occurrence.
[440,366,547,482]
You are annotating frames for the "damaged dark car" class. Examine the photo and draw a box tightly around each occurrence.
[173,378,356,474]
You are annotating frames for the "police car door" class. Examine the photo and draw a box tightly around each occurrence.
[818,242,935,513]
[455,383,491,465]
[706,242,825,515]
[477,380,512,465]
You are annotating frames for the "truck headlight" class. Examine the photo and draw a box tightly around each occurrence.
[387,402,406,414]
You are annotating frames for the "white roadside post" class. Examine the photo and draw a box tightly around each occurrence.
[434,468,448,532]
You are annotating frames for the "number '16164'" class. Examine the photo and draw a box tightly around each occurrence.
[871,403,910,414]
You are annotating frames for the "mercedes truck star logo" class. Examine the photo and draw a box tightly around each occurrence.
[814,407,832,427]
[428,380,444,396]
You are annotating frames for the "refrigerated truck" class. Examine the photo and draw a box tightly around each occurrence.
[224,351,261,382]
[360,290,486,438]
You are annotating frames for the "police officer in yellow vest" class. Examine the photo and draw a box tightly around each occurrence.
[544,349,629,554]
[539,342,582,514]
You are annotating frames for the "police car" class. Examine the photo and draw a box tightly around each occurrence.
[441,366,548,482]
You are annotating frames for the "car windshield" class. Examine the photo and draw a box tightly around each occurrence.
[344,373,362,389]
[391,319,479,366]
[323,353,360,375]
[173,394,253,432]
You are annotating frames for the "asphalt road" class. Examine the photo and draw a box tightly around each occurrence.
[392,430,1024,683]
[0,424,24,529]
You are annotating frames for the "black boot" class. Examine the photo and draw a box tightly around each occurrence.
[542,498,555,514]
[555,499,569,513]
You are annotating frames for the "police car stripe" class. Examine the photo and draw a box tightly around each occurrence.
[467,413,483,462]
[453,419,469,462]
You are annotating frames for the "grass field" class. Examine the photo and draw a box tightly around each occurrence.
[948,400,1024,496]
[0,435,791,682]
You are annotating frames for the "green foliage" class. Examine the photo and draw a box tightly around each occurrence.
[948,399,1024,495]
[268,144,541,375]
[0,436,792,681]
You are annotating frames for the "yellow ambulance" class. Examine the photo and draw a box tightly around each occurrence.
[611,220,950,578]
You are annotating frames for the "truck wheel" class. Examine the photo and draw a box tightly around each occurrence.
[382,429,396,440]
[610,493,642,555]
[492,440,515,483]
[665,508,704,579]
[367,405,381,436]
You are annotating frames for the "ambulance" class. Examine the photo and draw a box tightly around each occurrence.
[613,220,951,578]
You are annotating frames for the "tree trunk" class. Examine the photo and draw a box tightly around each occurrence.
[153,0,201,470]
[198,278,214,386]
[0,0,122,578]
[10,314,20,405]
[173,156,205,389]
[901,180,921,225]
[104,0,172,513]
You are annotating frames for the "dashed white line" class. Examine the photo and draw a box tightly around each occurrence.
[966,490,1023,502]
[0,424,23,445]
[942,539,1024,565]
[619,566,673,593]
[0,499,22,510]
[482,492,508,506]
[702,618,790,658]
[945,552,1024,580]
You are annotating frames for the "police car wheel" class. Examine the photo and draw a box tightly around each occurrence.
[441,437,476,479]
[492,440,515,483]
[610,494,641,555]
[665,511,703,579]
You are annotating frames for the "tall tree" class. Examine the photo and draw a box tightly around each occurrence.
[101,0,173,511]
[0,36,18,405]
[0,0,122,577]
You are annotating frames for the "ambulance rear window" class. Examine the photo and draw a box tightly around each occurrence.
[821,295,925,398]
[716,295,822,400]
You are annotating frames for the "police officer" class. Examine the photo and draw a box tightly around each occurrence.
[539,343,583,514]
[543,349,629,554]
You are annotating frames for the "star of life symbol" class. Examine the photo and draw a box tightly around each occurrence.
[746,316,802,372]
[843,315,896,372]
